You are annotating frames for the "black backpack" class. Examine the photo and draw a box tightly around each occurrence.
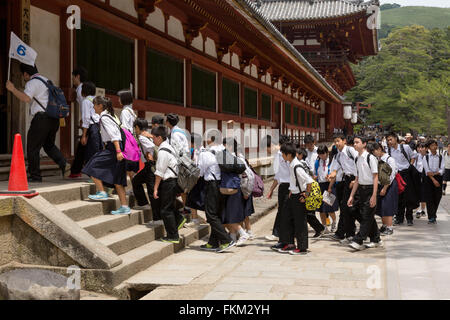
[32,77,70,119]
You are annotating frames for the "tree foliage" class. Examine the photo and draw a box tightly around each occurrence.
[347,25,450,135]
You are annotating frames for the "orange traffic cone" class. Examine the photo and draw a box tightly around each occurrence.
[0,134,39,197]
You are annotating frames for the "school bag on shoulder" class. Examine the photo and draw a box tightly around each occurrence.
[32,77,70,119]
[395,173,407,194]
[216,149,246,174]
[243,159,264,198]
[294,163,323,211]
[425,154,443,170]
[378,157,393,186]
[159,146,201,194]
[240,165,255,198]
[100,114,141,162]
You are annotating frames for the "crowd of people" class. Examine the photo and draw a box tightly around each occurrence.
[6,63,450,256]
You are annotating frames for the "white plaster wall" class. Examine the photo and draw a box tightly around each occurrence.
[191,34,203,52]
[110,0,137,18]
[204,38,217,58]
[265,73,271,85]
[251,65,257,78]
[293,39,304,46]
[168,16,185,42]
[320,118,326,134]
[306,39,320,45]
[231,53,240,69]
[30,5,61,151]
[191,117,203,137]
[146,7,165,32]
[244,66,250,75]
[205,119,218,131]
[222,53,231,65]
[178,116,186,130]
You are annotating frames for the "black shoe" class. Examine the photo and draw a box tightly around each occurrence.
[416,212,422,219]
[271,243,285,252]
[421,211,426,217]
[379,225,387,233]
[380,228,393,236]
[393,219,403,226]
[407,220,413,226]
[160,237,181,244]
[60,162,69,178]
[330,234,344,241]
[312,229,325,238]
[428,218,437,225]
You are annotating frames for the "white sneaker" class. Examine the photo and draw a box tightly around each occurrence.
[349,241,366,251]
[265,235,278,241]
[133,204,151,210]
[365,241,383,248]
[126,190,134,196]
[246,230,256,240]
[185,219,200,228]
[339,237,353,246]
[236,234,250,247]
[323,227,331,234]
[331,221,337,233]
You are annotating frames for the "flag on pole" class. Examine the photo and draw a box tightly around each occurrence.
[9,32,37,66]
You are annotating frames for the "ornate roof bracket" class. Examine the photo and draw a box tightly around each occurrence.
[216,40,237,63]
[134,0,162,26]
[182,21,208,47]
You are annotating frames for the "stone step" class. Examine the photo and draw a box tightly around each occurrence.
[111,224,210,288]
[0,164,61,181]
[98,223,165,256]
[56,200,104,222]
[78,210,147,239]
[39,184,93,205]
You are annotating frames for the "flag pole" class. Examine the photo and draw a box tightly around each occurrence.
[7,57,11,81]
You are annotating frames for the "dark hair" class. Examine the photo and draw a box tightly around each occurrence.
[166,113,179,127]
[417,142,427,149]
[297,147,308,160]
[317,145,329,155]
[367,142,382,154]
[72,67,88,83]
[20,63,38,76]
[280,142,297,158]
[333,133,346,141]
[224,137,239,154]
[387,132,398,141]
[368,136,376,143]
[426,139,437,148]
[151,115,164,125]
[151,126,168,140]
[81,81,96,97]
[304,135,315,145]
[279,134,290,145]
[93,96,114,117]
[118,90,133,106]
[133,118,148,131]
[346,135,355,145]
[353,135,368,144]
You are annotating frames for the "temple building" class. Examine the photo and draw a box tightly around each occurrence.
[0,0,379,178]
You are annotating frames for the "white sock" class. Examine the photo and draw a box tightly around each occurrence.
[238,228,248,237]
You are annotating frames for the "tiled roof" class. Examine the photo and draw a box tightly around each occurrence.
[258,0,375,21]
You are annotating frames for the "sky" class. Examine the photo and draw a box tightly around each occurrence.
[380,0,450,8]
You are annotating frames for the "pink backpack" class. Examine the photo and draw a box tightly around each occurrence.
[100,115,141,162]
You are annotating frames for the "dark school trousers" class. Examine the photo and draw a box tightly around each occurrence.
[353,185,380,244]
[132,162,161,221]
[159,178,184,239]
[272,183,290,237]
[204,180,232,247]
[396,169,415,222]
[335,175,357,239]
[307,211,325,233]
[424,175,443,220]
[283,193,308,251]
[70,141,86,175]
[27,112,66,180]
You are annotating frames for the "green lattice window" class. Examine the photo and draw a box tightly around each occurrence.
[293,106,299,125]
[147,48,184,105]
[222,78,239,115]
[192,65,216,111]
[261,94,271,121]
[301,110,306,127]
[307,112,311,127]
[244,87,257,118]
[77,22,133,94]
[285,103,291,124]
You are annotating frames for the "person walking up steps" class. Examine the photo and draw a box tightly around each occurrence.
[423,139,445,224]
[414,142,428,218]
[348,137,381,250]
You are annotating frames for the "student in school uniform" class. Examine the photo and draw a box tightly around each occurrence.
[78,82,102,164]
[315,145,338,233]
[152,126,187,244]
[266,135,291,242]
[274,142,314,255]
[387,132,417,226]
[198,133,236,253]
[82,96,130,215]
[347,136,381,250]
[69,67,89,179]
[118,90,139,189]
[423,139,445,224]
[369,142,398,236]
[327,134,359,244]
[304,135,318,171]
[131,119,162,220]
[6,63,68,182]
[442,142,450,196]
[414,142,428,218]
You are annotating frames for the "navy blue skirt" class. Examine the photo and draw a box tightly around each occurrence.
[377,179,398,217]
[186,177,206,211]
[318,182,339,213]
[85,123,102,163]
[82,142,127,188]
[126,160,140,173]
[221,189,247,224]
[244,194,255,218]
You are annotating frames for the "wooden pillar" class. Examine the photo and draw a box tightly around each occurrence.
[59,7,72,159]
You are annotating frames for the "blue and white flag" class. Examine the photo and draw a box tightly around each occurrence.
[9,32,37,66]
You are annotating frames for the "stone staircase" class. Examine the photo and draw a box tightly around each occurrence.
[36,182,210,298]
[0,154,61,181]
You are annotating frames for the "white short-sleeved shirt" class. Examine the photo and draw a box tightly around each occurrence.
[388,144,413,171]
[76,84,83,107]
[306,146,318,171]
[138,135,155,163]
[356,151,378,186]
[423,153,445,176]
[316,158,330,183]
[330,145,358,176]
[170,125,190,156]
[99,111,122,143]
[24,74,49,117]
[120,106,136,133]
[155,140,178,180]
[289,158,314,194]
[81,96,99,129]
[198,144,222,181]
[274,151,291,184]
